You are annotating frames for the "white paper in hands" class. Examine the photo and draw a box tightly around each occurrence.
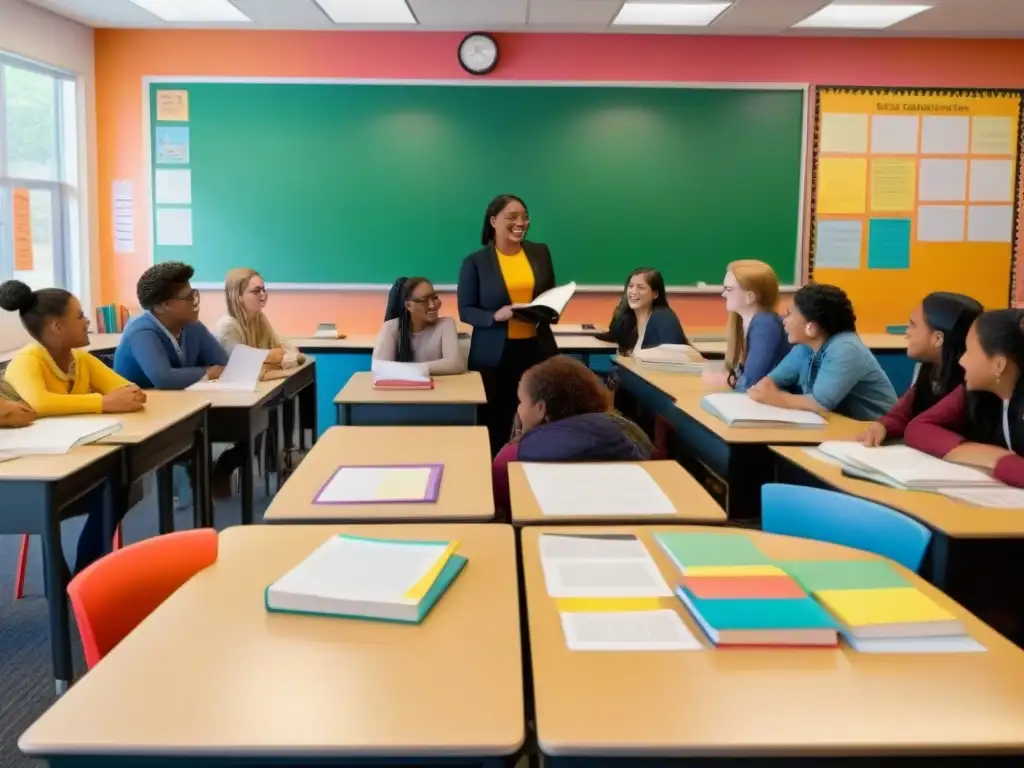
[187,344,269,392]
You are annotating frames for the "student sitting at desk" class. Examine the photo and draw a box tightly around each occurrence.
[114,261,228,389]
[749,284,896,420]
[214,268,305,374]
[492,355,651,515]
[0,280,146,416]
[905,309,1024,486]
[861,292,983,446]
[373,276,466,374]
[703,259,790,392]
[598,267,688,355]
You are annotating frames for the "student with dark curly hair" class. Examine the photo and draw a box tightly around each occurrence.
[491,355,651,515]
[113,261,228,389]
[748,283,896,420]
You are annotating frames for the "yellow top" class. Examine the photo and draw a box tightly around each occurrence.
[3,343,132,417]
[497,249,536,340]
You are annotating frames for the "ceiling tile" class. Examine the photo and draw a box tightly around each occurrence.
[407,0,528,27]
[527,0,624,27]
[714,0,829,30]
[234,0,334,28]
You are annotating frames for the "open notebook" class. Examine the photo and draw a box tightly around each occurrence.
[187,344,269,392]
[701,392,826,428]
[817,441,999,490]
[512,282,577,325]
[371,360,433,390]
[0,416,122,462]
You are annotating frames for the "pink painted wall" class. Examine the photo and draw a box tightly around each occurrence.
[95,31,1024,334]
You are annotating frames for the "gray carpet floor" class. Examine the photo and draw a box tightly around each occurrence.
[0,473,275,767]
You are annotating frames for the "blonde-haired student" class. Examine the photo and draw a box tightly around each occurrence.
[704,260,790,392]
[213,268,304,371]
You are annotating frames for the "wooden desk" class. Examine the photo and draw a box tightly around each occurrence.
[19,524,524,765]
[0,446,123,693]
[274,357,318,452]
[522,525,1024,764]
[334,371,486,427]
[613,357,867,519]
[264,426,494,523]
[509,460,726,526]
[0,333,121,365]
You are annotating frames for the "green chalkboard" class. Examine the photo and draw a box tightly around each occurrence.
[149,82,805,286]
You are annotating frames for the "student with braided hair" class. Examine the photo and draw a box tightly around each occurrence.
[372,276,466,375]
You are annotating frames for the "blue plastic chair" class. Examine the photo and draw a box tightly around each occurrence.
[761,484,932,572]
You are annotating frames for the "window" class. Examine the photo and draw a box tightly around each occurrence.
[0,54,79,292]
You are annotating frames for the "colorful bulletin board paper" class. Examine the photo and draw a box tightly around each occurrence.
[813,88,1021,331]
[868,218,912,269]
[12,188,33,271]
[156,89,189,122]
[155,126,190,164]
[818,158,867,214]
[820,113,868,153]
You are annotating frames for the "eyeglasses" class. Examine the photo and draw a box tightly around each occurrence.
[409,294,441,306]
[248,286,268,296]
[169,289,200,306]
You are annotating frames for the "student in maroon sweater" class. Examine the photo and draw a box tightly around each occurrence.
[905,309,1024,487]
[861,292,982,446]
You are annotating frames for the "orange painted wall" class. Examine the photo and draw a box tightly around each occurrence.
[95,31,1024,334]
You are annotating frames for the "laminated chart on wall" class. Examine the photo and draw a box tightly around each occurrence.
[810,88,1022,332]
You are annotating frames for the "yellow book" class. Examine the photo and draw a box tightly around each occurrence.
[683,565,787,577]
[404,541,459,601]
[815,587,964,639]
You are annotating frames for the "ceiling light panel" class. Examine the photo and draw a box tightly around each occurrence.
[127,0,252,22]
[613,2,733,27]
[794,3,933,29]
[314,0,417,24]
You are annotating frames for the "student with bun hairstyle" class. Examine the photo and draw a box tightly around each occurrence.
[0,280,144,416]
[599,267,688,355]
[861,292,983,446]
[491,355,651,515]
[373,276,465,374]
[0,279,145,574]
[704,259,790,392]
[906,309,1024,486]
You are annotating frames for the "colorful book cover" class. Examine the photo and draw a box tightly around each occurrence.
[680,573,807,600]
[655,532,772,572]
[779,560,910,592]
[814,587,956,628]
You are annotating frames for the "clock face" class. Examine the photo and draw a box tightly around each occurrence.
[459,34,498,75]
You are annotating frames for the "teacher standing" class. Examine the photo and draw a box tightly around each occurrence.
[458,194,557,455]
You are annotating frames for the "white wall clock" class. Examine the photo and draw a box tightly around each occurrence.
[458,33,499,76]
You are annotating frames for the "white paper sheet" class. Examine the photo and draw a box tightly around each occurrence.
[917,205,965,242]
[702,392,827,427]
[560,610,703,651]
[870,115,919,154]
[316,466,434,503]
[967,205,1013,243]
[918,159,967,202]
[187,344,269,392]
[540,533,651,560]
[971,116,1014,155]
[938,486,1024,509]
[803,447,846,468]
[513,281,577,314]
[154,168,192,205]
[815,219,862,269]
[539,533,671,598]
[921,116,969,154]
[820,113,868,154]
[155,207,192,246]
[817,442,997,488]
[969,159,1014,202]
[523,463,676,518]
[371,359,430,382]
[112,180,134,254]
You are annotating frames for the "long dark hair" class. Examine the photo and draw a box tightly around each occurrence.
[481,194,527,246]
[911,292,984,415]
[964,309,1024,446]
[603,268,670,351]
[384,276,430,363]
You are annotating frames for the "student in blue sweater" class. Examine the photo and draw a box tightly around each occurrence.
[749,283,896,421]
[114,262,228,389]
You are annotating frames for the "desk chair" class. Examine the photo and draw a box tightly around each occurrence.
[761,483,932,572]
[67,528,218,669]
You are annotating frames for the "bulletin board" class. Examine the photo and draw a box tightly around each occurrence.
[809,87,1022,331]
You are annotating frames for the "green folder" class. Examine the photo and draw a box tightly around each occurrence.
[654,532,772,571]
[779,560,909,592]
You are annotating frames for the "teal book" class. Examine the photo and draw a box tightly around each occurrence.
[654,532,772,572]
[676,586,838,647]
[265,534,466,625]
[779,560,910,592]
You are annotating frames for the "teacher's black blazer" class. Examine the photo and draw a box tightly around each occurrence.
[457,241,558,370]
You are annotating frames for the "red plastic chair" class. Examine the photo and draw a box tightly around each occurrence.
[67,528,218,669]
[14,527,122,600]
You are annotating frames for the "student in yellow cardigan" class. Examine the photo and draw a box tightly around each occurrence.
[0,281,145,416]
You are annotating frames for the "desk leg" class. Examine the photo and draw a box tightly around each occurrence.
[300,379,317,448]
[41,501,72,694]
[194,416,212,528]
[241,423,256,525]
[156,465,174,535]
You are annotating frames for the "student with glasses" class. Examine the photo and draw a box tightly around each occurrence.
[114,261,228,389]
[214,268,303,373]
[373,276,466,374]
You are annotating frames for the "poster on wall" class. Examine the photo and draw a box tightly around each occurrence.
[810,87,1021,332]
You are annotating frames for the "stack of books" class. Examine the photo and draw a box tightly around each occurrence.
[781,559,983,652]
[265,534,465,624]
[634,344,705,374]
[701,392,826,428]
[655,532,838,647]
[370,360,433,390]
[94,304,130,333]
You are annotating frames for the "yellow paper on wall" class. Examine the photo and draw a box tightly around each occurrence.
[871,159,916,212]
[156,90,189,122]
[814,587,954,627]
[971,116,1014,155]
[818,158,867,214]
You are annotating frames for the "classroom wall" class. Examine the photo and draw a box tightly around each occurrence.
[0,0,96,351]
[94,30,1024,335]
